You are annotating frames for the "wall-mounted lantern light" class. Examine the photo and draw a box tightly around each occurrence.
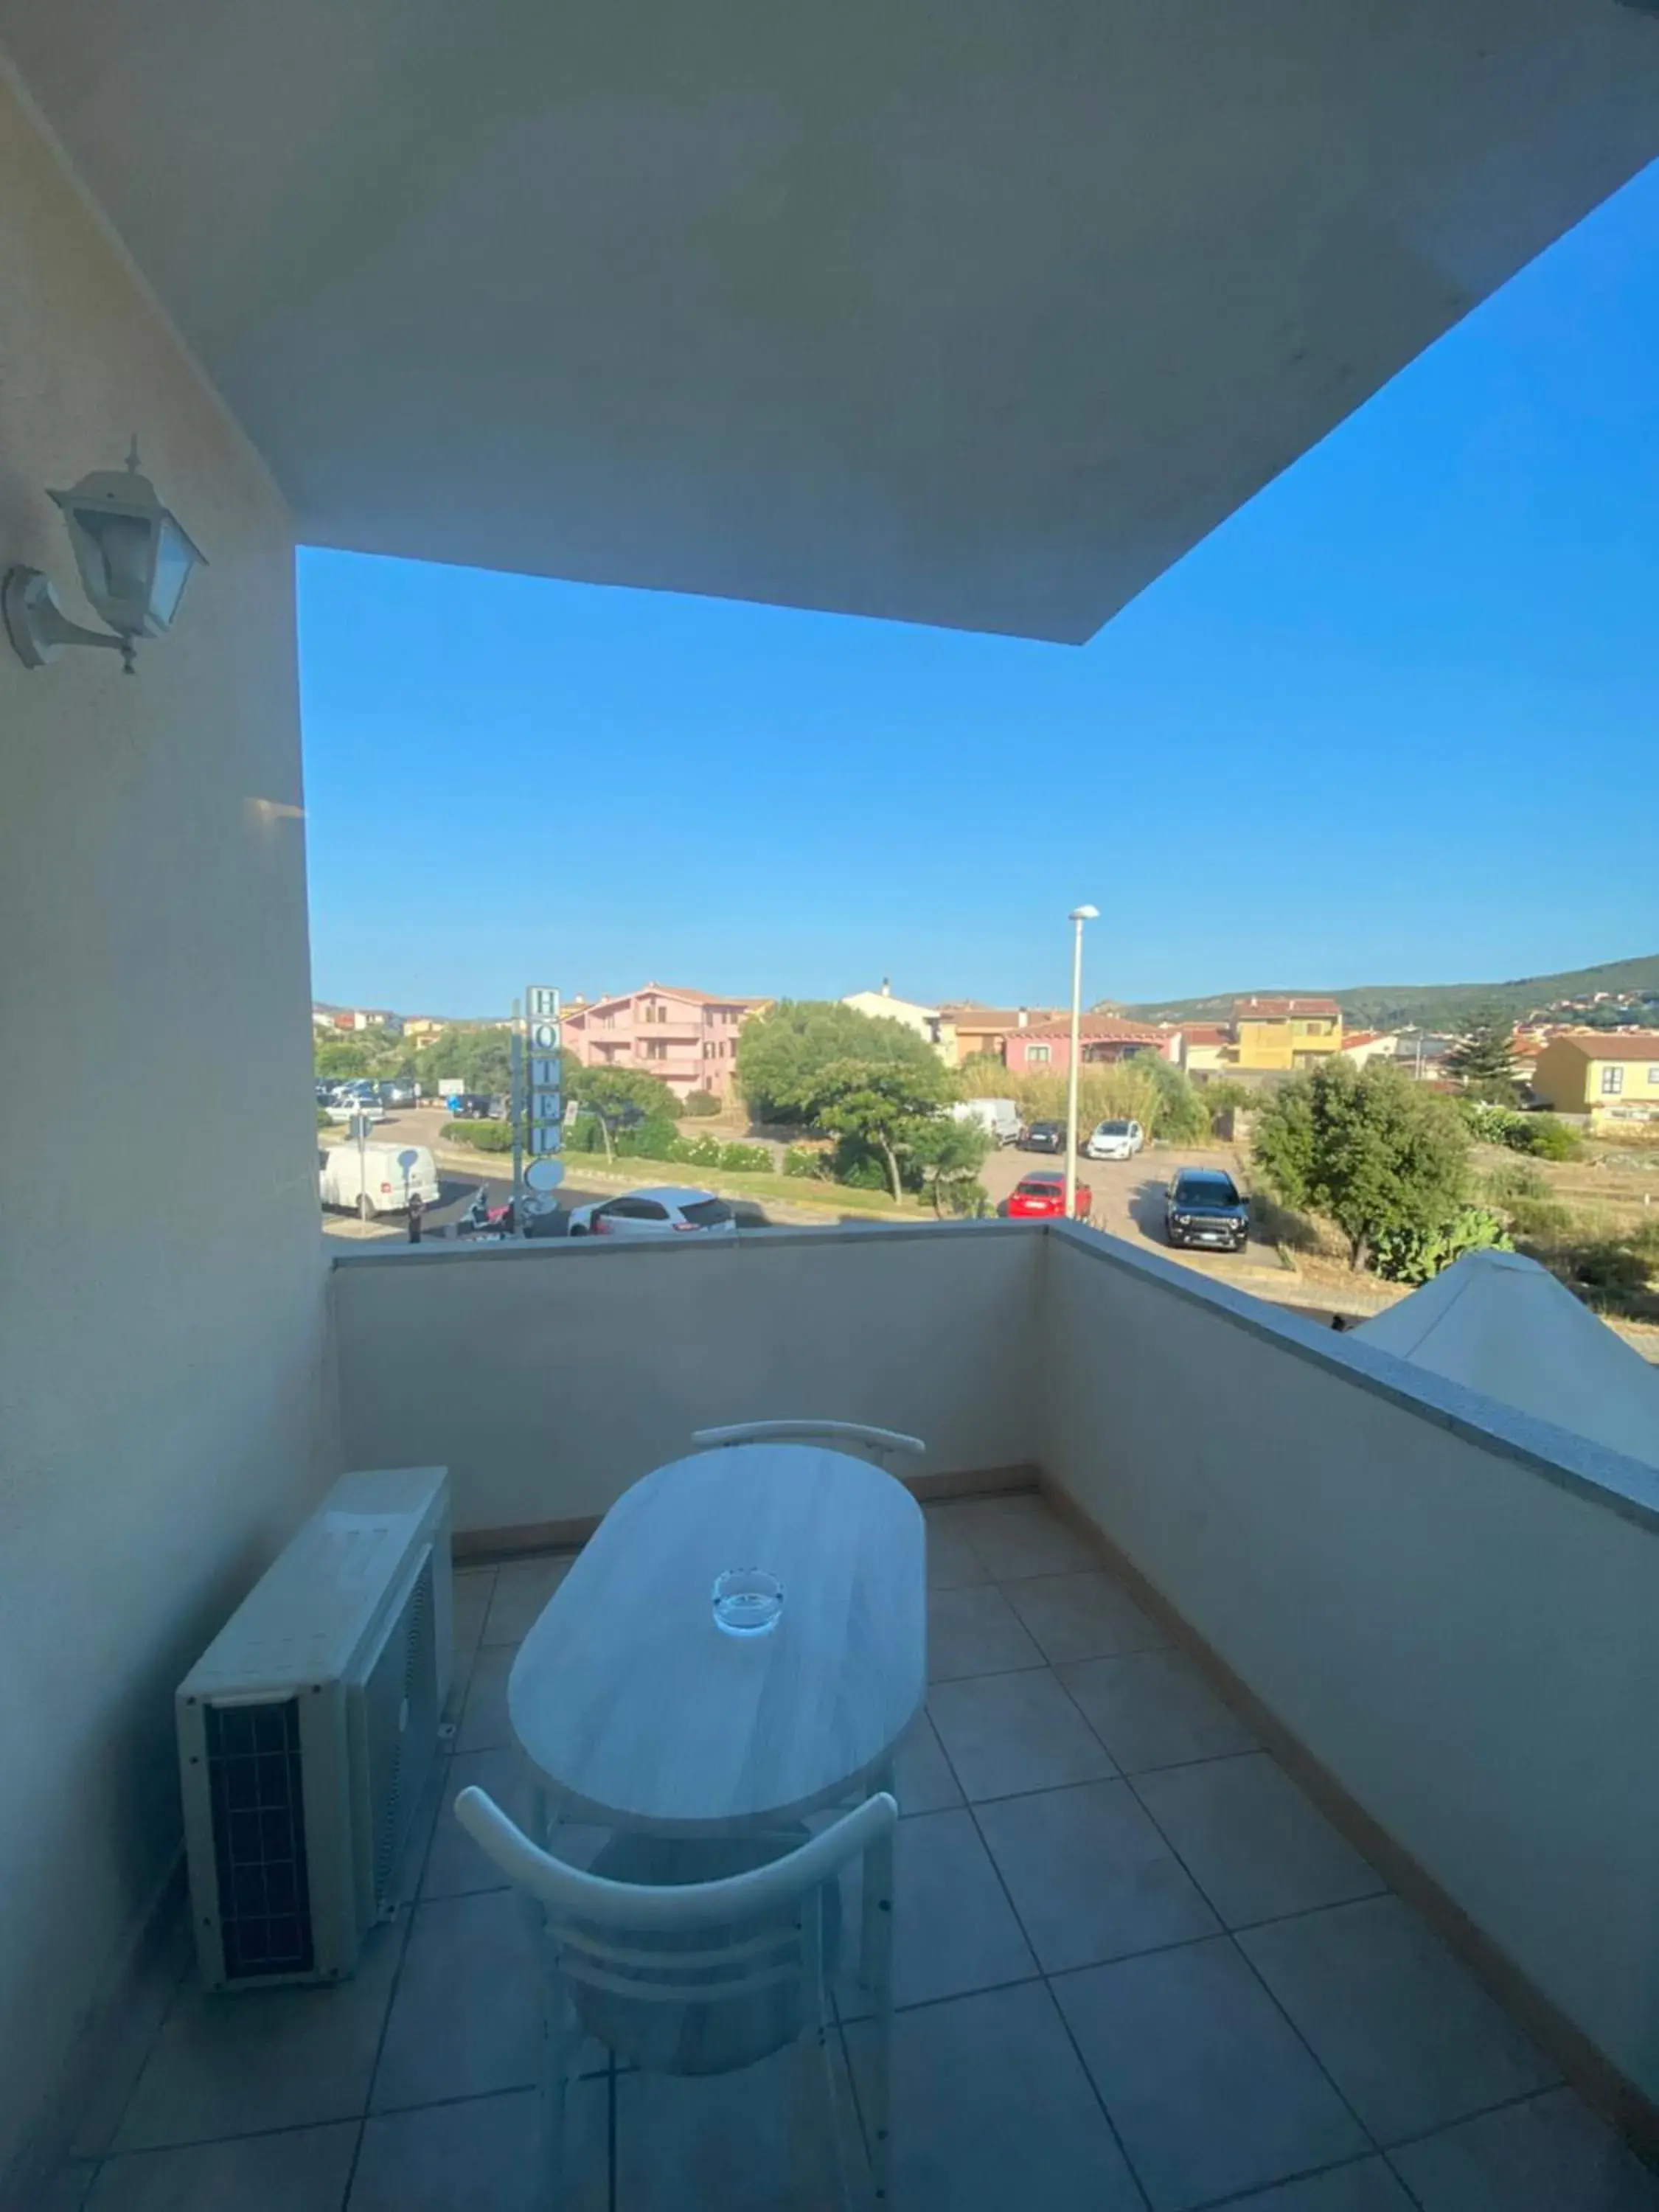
[3,441,206,675]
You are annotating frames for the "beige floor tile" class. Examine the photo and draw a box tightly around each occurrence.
[453,1642,515,1754]
[113,1922,403,2152]
[891,1708,964,1815]
[1220,2160,1416,2209]
[351,2082,608,2212]
[1387,2087,1659,2211]
[1054,1935,1369,2211]
[927,1585,1044,1683]
[953,1495,1100,1579]
[1056,1646,1258,1773]
[844,1981,1145,2212]
[1239,1896,1559,2145]
[451,1568,496,1653]
[481,1555,574,1646]
[1133,1753,1383,1927]
[928,1669,1117,1801]
[1004,1569,1168,1664]
[87,2124,358,2212]
[976,1780,1219,1972]
[922,1507,992,1590]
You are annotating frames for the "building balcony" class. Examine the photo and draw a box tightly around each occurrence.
[37,1222,1659,2209]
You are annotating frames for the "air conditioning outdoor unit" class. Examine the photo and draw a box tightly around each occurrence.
[177,1465,452,1991]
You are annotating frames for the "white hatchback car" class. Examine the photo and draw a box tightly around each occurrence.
[566,1186,738,1239]
[1083,1118,1144,1162]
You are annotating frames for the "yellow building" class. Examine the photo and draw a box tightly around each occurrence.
[1232,996,1344,1071]
[1532,1032,1659,1120]
[402,1016,447,1048]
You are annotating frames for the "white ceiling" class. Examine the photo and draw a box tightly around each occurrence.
[6,1,1659,641]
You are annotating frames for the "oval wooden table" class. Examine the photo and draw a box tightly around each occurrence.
[509,1441,926,1836]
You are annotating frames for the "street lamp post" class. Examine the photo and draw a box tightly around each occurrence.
[1064,905,1099,1220]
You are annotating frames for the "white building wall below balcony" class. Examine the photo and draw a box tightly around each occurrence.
[0,61,332,2193]
[331,1225,1043,1533]
[1037,1227,1659,2109]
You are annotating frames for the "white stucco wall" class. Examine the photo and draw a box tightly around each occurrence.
[331,1225,1043,1531]
[0,65,331,2185]
[1037,1228,1659,2107]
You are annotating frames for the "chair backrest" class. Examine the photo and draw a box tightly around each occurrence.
[690,1419,926,1464]
[453,1787,896,2013]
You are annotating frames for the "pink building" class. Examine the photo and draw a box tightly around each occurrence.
[1004,1015,1178,1079]
[563,983,771,1102]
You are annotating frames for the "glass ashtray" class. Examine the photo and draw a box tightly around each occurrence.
[712,1567,784,1636]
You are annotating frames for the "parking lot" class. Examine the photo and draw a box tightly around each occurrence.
[981,1139,1287,1281]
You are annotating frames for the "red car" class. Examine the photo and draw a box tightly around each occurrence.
[1006,1170,1092,1220]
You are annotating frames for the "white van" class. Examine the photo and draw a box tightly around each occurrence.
[949,1098,1023,1147]
[320,1141,440,1220]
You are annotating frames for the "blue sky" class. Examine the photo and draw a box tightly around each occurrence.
[299,159,1659,1018]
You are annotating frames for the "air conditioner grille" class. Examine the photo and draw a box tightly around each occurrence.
[206,1698,315,1979]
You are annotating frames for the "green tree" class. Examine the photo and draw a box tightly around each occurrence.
[1444,1017,1521,1103]
[1252,1060,1470,1272]
[568,1066,678,1164]
[807,1057,952,1202]
[737,1001,943,1124]
[910,1114,993,1217]
[314,1038,373,1079]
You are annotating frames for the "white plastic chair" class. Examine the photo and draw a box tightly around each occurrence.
[453,1785,899,2207]
[691,1419,927,1466]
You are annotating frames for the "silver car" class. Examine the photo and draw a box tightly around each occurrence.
[566,1185,738,1239]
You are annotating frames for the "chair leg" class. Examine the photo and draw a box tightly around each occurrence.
[859,1764,895,1995]
[539,1961,579,2207]
[860,1819,894,2205]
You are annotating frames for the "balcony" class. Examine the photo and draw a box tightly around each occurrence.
[39,1221,1659,2209]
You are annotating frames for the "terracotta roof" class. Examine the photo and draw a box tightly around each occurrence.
[1340,1031,1387,1048]
[1546,1029,1659,1062]
[577,983,769,1012]
[1016,1015,1167,1043]
[1235,996,1342,1019]
[1180,1025,1232,1046]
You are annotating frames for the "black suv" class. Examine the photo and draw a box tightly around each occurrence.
[1020,1119,1065,1153]
[1165,1168,1250,1252]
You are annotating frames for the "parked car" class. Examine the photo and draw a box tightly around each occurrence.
[1005,1171,1091,1220]
[949,1098,1023,1147]
[1020,1119,1065,1154]
[324,1093,385,1124]
[1165,1167,1250,1253]
[446,1092,496,1119]
[319,1141,439,1219]
[566,1186,737,1239]
[1084,1118,1144,1161]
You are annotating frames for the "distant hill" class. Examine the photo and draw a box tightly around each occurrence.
[1126,953,1659,1034]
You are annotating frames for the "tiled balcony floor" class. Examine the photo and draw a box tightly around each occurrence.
[53,1494,1659,2211]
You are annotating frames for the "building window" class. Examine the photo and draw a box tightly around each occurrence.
[1601,1065,1624,1096]
[1027,1045,1051,1064]
[599,1013,614,1030]
[645,1041,668,1060]
[1649,1067,1659,1088]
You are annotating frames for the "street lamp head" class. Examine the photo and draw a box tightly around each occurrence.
[1069,905,1099,923]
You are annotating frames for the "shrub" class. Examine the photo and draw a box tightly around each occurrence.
[681,1090,723,1118]
[616,1116,679,1158]
[1565,1241,1650,1294]
[445,1119,514,1153]
[1514,1116,1582,1162]
[670,1133,726,1169]
[1371,1206,1512,1285]
[832,1146,890,1192]
[719,1142,771,1173]
[1482,1161,1548,1206]
[782,1147,818,1178]
[1506,1195,1573,1242]
[316,1106,333,1131]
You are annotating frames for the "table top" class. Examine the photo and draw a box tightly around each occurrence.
[509,1443,926,1833]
